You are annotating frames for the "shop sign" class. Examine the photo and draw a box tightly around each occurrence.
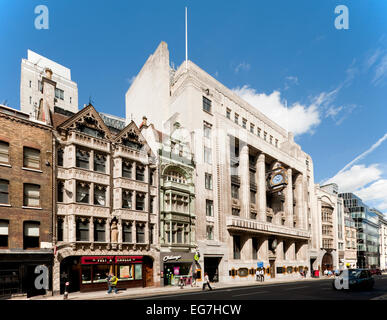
[257,261,264,268]
[115,256,143,264]
[81,256,115,264]
[163,255,182,262]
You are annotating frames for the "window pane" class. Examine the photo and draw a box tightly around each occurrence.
[24,184,40,207]
[24,147,40,169]
[0,141,9,163]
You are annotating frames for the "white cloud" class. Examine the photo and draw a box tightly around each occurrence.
[234,62,250,73]
[284,76,299,90]
[372,53,387,86]
[127,75,136,84]
[326,164,382,193]
[355,179,387,203]
[232,85,320,136]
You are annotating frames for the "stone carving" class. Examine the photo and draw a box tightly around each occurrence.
[111,219,118,243]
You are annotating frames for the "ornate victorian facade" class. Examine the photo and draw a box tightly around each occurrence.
[52,104,159,294]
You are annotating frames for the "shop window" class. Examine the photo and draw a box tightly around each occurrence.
[0,180,9,204]
[76,182,90,204]
[122,221,132,243]
[57,148,64,166]
[57,217,64,242]
[94,153,106,173]
[76,218,89,241]
[122,190,132,209]
[276,267,284,274]
[122,160,132,178]
[0,141,9,164]
[23,184,40,207]
[76,148,90,169]
[135,264,142,280]
[229,269,237,277]
[136,165,145,181]
[233,235,241,259]
[23,147,40,169]
[57,180,64,203]
[81,265,92,284]
[93,265,110,283]
[94,219,106,242]
[206,200,213,217]
[287,266,293,274]
[23,221,40,249]
[118,265,134,281]
[238,268,248,277]
[136,224,145,243]
[94,185,106,206]
[0,220,9,247]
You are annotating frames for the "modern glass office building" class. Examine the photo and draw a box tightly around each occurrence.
[339,193,379,268]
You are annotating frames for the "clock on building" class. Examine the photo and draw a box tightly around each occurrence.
[268,166,287,190]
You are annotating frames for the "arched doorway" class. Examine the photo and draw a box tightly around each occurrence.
[321,253,333,272]
[59,256,81,294]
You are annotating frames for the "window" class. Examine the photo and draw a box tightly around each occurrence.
[264,132,267,141]
[122,190,132,209]
[70,97,72,104]
[57,181,64,203]
[122,160,132,178]
[123,222,132,242]
[136,224,145,243]
[270,135,273,144]
[204,147,212,164]
[57,148,64,166]
[38,80,43,93]
[275,139,278,148]
[203,96,212,113]
[0,220,9,247]
[233,235,241,259]
[250,212,257,220]
[76,148,90,169]
[206,200,214,217]
[55,88,64,100]
[252,238,258,259]
[76,218,89,241]
[136,193,145,211]
[232,208,240,216]
[234,113,239,125]
[250,190,256,204]
[76,182,89,204]
[257,128,261,137]
[24,221,40,249]
[94,185,106,206]
[29,80,32,88]
[136,165,145,181]
[150,224,154,244]
[29,96,32,104]
[0,141,9,164]
[177,224,183,244]
[231,184,239,199]
[23,184,40,207]
[250,124,255,133]
[0,180,9,204]
[94,153,106,173]
[205,173,213,190]
[23,147,40,169]
[206,225,214,240]
[203,123,211,139]
[57,217,63,242]
[226,108,231,119]
[242,118,247,129]
[150,196,155,213]
[94,219,106,242]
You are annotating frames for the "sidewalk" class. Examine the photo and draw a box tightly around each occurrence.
[10,276,328,301]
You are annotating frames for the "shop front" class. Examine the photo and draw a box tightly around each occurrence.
[60,255,153,293]
[160,252,196,286]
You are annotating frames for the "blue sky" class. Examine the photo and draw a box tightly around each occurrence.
[0,0,387,213]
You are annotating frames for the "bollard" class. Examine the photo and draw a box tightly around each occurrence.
[63,282,69,300]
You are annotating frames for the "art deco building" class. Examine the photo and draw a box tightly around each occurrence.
[141,115,196,285]
[52,104,160,294]
[125,42,316,281]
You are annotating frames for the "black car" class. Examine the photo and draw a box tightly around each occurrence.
[333,269,374,291]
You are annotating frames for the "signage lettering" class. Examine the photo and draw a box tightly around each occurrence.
[163,255,182,262]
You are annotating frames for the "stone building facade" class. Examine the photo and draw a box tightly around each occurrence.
[125,42,316,282]
[343,207,357,268]
[52,104,160,294]
[0,104,53,298]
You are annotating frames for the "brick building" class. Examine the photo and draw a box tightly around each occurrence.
[0,104,54,298]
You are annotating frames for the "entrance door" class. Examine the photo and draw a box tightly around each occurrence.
[143,256,154,287]
[269,260,275,278]
[204,257,221,282]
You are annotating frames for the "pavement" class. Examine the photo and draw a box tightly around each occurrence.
[9,275,327,300]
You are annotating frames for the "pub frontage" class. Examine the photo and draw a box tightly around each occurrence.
[59,255,154,293]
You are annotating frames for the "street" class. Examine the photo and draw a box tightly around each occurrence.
[135,275,387,300]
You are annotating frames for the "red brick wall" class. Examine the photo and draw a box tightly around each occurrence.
[0,113,53,250]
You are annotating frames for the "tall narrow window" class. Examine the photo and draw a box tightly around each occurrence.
[226,108,231,119]
[94,219,106,242]
[122,190,132,209]
[233,235,241,259]
[177,224,183,244]
[250,124,255,133]
[204,147,212,164]
[23,147,40,169]
[206,225,214,240]
[122,160,132,178]
[76,148,90,169]
[57,180,64,203]
[203,96,212,113]
[76,218,89,241]
[123,222,132,242]
[23,221,40,249]
[150,224,154,244]
[136,165,145,181]
[57,217,64,242]
[231,183,239,199]
[76,182,89,204]
[94,153,106,173]
[0,180,9,204]
[57,148,64,166]
[203,123,212,139]
[232,208,240,216]
[252,238,258,260]
[242,118,247,129]
[136,224,145,243]
[0,141,9,164]
[234,114,239,125]
[136,193,145,211]
[250,190,256,204]
[205,173,213,190]
[0,220,9,248]
[23,184,40,207]
[206,200,214,217]
[94,185,106,206]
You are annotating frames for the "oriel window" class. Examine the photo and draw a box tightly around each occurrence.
[76,148,90,169]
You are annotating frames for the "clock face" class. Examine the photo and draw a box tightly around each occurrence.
[272,174,283,185]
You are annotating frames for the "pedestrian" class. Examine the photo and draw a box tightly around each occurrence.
[324,269,328,277]
[260,268,265,282]
[106,273,112,294]
[107,273,118,294]
[202,272,213,291]
[191,271,197,287]
[255,269,260,281]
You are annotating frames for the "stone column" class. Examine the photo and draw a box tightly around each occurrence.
[89,150,94,170]
[133,222,137,244]
[118,218,123,243]
[89,217,94,243]
[132,190,136,210]
[70,215,76,243]
[241,236,252,261]
[240,143,250,219]
[295,174,304,229]
[289,241,296,261]
[285,169,293,228]
[106,218,111,243]
[90,183,94,206]
[257,153,266,222]
[259,237,268,261]
[132,161,136,180]
[53,258,61,295]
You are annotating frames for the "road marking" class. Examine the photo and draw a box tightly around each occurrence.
[233,291,269,297]
[283,286,309,291]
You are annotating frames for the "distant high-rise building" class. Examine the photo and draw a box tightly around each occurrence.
[20,49,78,117]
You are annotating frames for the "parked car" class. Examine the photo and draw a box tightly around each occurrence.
[370,268,382,276]
[332,269,374,291]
